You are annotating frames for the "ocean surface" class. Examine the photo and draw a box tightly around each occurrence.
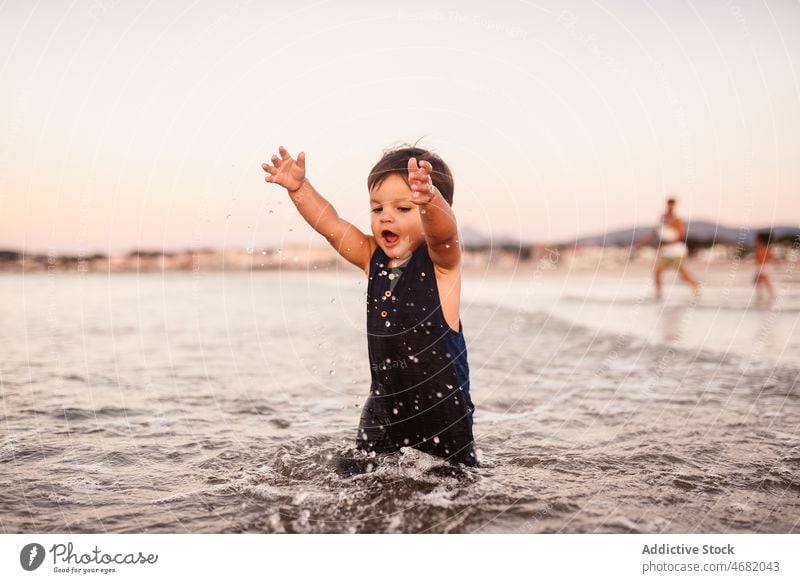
[1,268,798,533]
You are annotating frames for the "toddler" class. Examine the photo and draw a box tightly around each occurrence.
[262,145,478,467]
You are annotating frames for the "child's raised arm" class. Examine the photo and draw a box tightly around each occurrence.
[407,157,461,271]
[262,146,374,273]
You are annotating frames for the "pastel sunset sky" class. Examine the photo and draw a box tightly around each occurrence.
[1,0,798,253]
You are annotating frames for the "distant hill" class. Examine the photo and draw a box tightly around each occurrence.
[457,222,799,251]
[459,225,528,249]
[568,222,800,247]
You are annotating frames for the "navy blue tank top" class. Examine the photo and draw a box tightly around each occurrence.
[355,243,477,467]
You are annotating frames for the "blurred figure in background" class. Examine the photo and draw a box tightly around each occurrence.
[636,197,700,300]
[753,231,776,302]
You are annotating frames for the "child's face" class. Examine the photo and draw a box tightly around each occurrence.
[370,173,425,262]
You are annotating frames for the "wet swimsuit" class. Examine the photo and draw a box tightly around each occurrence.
[355,243,478,467]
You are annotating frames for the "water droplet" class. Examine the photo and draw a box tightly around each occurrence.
[446,384,453,389]
[403,438,410,445]
[246,247,254,254]
[261,250,267,255]
[331,298,336,304]
[268,209,274,214]
[445,244,450,248]
[392,408,398,415]
[226,214,232,219]
[329,370,335,376]
[420,209,427,214]
[433,436,440,444]
[385,321,391,327]
[436,392,442,398]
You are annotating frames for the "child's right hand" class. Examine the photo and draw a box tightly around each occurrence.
[262,146,306,192]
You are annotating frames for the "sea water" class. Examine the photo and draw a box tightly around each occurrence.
[1,270,797,533]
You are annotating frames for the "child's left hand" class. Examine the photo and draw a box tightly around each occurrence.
[408,157,438,205]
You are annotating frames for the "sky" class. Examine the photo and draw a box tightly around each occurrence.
[1,0,798,254]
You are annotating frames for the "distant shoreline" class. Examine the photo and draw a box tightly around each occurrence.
[2,238,797,274]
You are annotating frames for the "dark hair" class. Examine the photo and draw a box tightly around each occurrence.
[756,231,772,245]
[367,146,455,206]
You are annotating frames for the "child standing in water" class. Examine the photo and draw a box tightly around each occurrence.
[262,145,478,467]
[754,232,776,301]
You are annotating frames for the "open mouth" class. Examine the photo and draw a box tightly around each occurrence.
[382,230,399,247]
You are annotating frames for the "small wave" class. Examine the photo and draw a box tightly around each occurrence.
[151,483,230,504]
[223,398,277,416]
[62,374,88,383]
[560,294,800,313]
[672,474,726,494]
[0,441,19,463]
[0,441,63,464]
[601,515,642,533]
[56,406,150,421]
[103,450,139,466]
[61,475,101,493]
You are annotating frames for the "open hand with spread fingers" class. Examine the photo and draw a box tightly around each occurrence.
[262,146,306,192]
[407,157,438,205]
